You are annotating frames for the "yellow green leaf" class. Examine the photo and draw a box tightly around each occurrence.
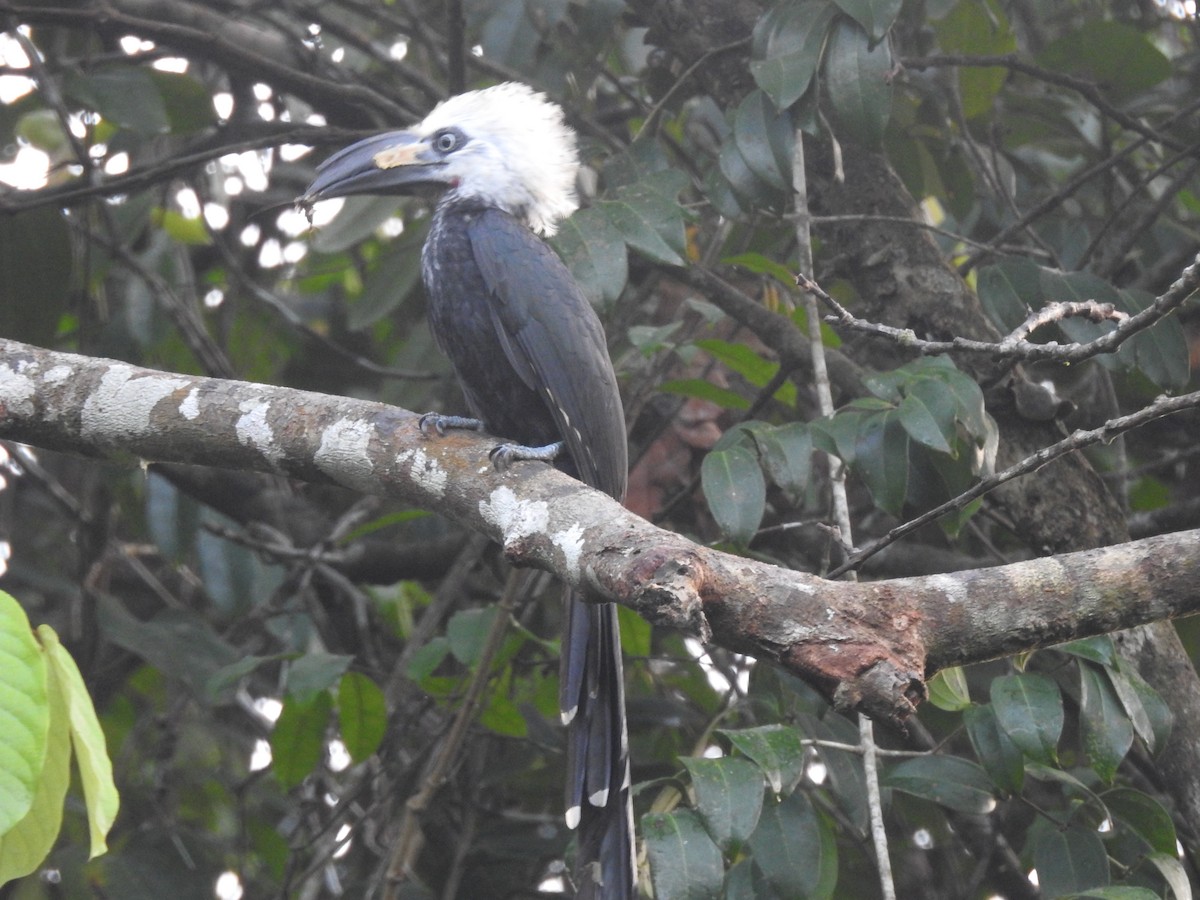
[0,591,48,837]
[37,626,119,859]
[0,658,71,883]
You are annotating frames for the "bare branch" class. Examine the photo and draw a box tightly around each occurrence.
[7,339,1200,728]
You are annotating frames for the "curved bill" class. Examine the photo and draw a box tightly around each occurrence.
[301,130,446,203]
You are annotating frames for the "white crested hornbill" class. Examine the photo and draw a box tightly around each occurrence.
[302,83,634,898]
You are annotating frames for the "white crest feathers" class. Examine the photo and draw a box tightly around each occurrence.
[417,82,579,235]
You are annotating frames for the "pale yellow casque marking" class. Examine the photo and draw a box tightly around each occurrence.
[372,143,422,170]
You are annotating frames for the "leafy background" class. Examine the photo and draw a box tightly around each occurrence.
[2,0,1200,897]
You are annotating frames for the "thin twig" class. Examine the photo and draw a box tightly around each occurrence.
[383,568,523,897]
[793,128,896,900]
[903,54,1187,153]
[829,390,1200,577]
[799,248,1200,366]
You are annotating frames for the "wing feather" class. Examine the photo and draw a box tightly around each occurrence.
[466,209,627,498]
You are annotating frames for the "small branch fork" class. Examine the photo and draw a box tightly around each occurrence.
[796,246,1200,367]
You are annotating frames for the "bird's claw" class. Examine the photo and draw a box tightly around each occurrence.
[418,413,483,436]
[488,440,564,471]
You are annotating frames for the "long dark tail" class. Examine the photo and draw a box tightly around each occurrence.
[561,591,635,898]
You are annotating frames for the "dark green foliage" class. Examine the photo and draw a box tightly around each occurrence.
[3,0,1200,897]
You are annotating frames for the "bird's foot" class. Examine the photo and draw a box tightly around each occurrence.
[418,412,484,436]
[489,440,564,471]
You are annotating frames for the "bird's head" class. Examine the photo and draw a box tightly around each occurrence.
[302,82,579,235]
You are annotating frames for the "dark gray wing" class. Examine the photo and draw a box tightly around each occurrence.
[465,208,627,500]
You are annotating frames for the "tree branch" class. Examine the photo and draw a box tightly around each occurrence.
[6,338,1200,728]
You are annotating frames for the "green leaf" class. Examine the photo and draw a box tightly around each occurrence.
[148,70,218,133]
[931,0,1016,119]
[1037,21,1171,101]
[1033,824,1109,896]
[66,66,170,135]
[1079,663,1133,784]
[351,228,425,329]
[0,206,71,347]
[724,860,756,900]
[337,672,387,763]
[832,0,902,43]
[1071,889,1167,900]
[271,691,332,789]
[751,0,838,110]
[618,604,652,659]
[823,16,893,147]
[1102,788,1177,856]
[853,408,908,516]
[724,251,798,286]
[479,682,527,738]
[882,755,996,814]
[733,89,795,191]
[0,591,49,838]
[696,339,797,406]
[796,712,869,834]
[977,259,1039,332]
[810,408,860,464]
[1121,287,1191,390]
[897,392,953,454]
[311,195,404,253]
[643,809,725,900]
[1106,666,1172,755]
[206,655,277,701]
[927,667,970,711]
[964,703,1025,794]
[747,792,838,899]
[930,363,991,440]
[628,322,683,354]
[1143,852,1191,900]
[721,725,806,795]
[0,651,70,883]
[599,175,688,266]
[406,637,450,683]
[904,378,960,449]
[552,206,629,306]
[447,607,501,668]
[702,445,767,546]
[757,422,813,504]
[682,756,765,854]
[1058,636,1116,667]
[14,108,70,155]
[38,625,119,858]
[660,378,751,410]
[1026,762,1104,805]
[991,673,1063,765]
[287,653,354,704]
[154,207,211,246]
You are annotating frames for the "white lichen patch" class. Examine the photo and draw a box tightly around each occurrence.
[479,485,550,543]
[927,573,967,606]
[396,447,447,498]
[0,365,36,416]
[179,387,201,420]
[42,365,72,385]
[314,417,376,490]
[81,365,191,442]
[551,522,585,581]
[236,399,283,466]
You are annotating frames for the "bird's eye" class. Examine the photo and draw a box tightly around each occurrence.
[435,131,459,153]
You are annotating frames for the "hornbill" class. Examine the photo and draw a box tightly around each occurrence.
[302,83,634,898]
